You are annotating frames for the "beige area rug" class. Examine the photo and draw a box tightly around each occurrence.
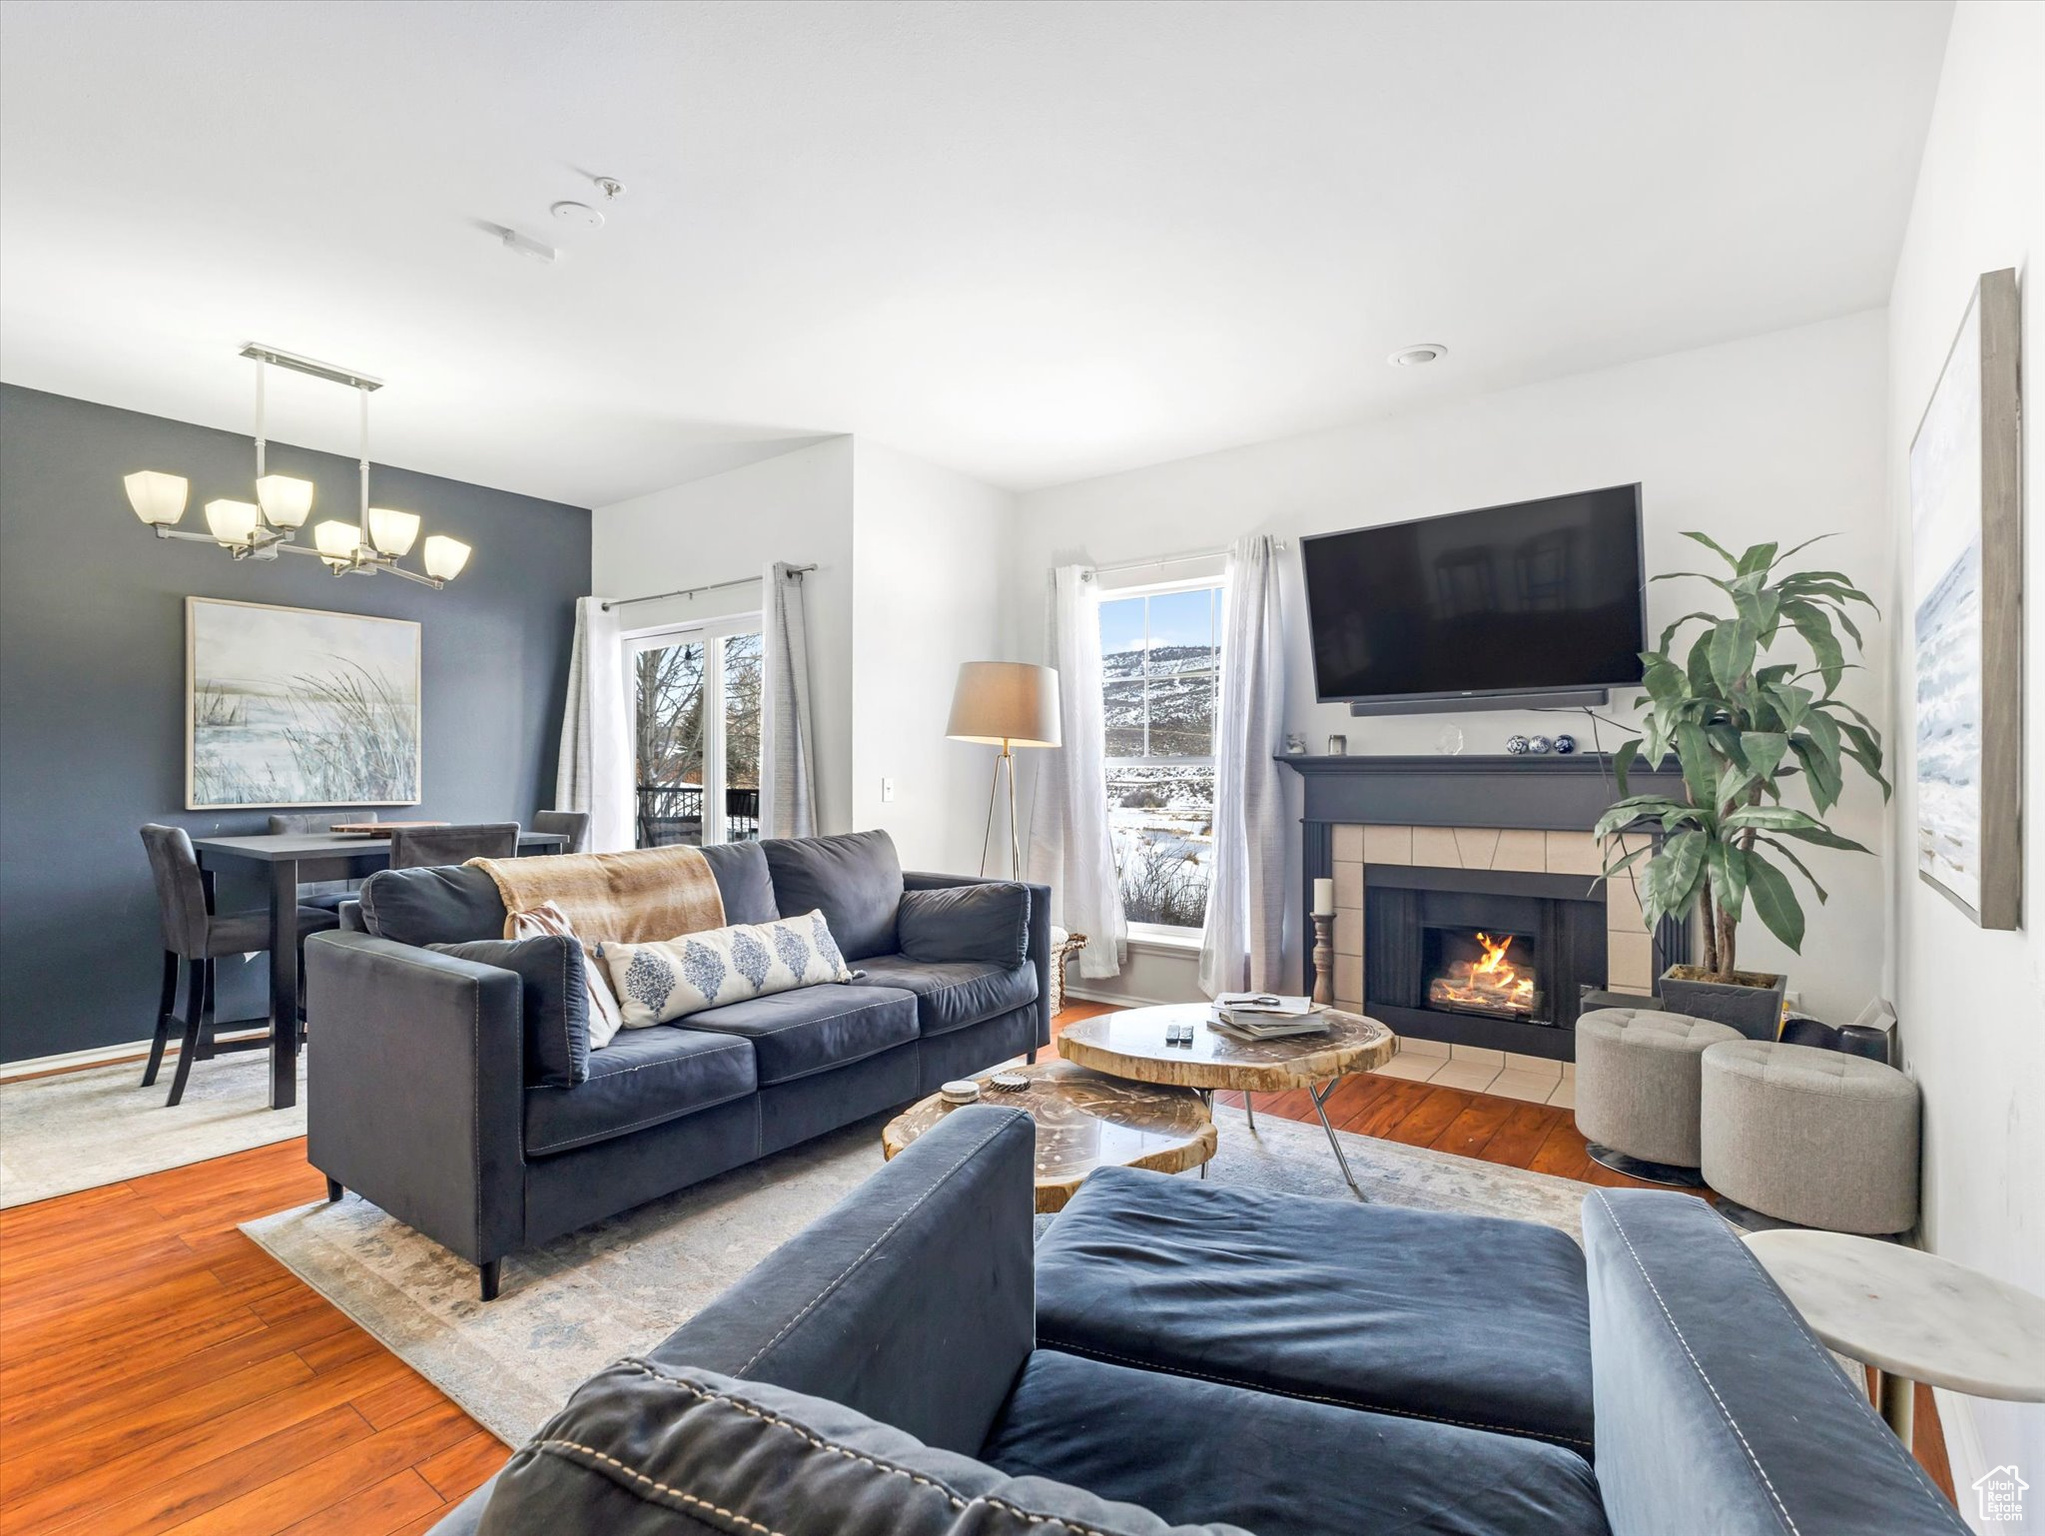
[242,1107,1593,1446]
[0,1048,306,1208]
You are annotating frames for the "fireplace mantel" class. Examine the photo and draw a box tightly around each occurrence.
[1276,753,1685,832]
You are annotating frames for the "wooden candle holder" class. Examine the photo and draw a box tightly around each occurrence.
[1311,911,1335,1005]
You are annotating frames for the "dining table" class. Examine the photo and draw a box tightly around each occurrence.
[191,829,567,1109]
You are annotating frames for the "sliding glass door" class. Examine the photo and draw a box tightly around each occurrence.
[627,619,763,848]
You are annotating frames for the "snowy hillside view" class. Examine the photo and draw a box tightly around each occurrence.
[1914,534,1982,909]
[1099,586,1222,928]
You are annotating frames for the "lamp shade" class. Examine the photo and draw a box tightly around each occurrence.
[125,470,188,526]
[255,474,315,528]
[203,499,261,546]
[313,519,361,565]
[367,507,420,556]
[422,534,471,581]
[945,662,1061,748]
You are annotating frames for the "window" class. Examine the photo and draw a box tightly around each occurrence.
[627,619,764,847]
[1098,580,1223,931]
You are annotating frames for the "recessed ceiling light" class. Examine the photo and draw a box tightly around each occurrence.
[1388,343,1448,367]
[552,200,604,228]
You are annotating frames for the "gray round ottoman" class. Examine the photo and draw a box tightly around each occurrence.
[1700,1040,1920,1234]
[1575,1008,1743,1186]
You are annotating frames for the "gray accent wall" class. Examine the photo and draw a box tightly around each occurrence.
[0,384,592,1062]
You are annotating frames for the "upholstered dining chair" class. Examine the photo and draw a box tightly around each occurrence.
[139,824,340,1107]
[531,809,591,854]
[267,811,377,909]
[388,822,521,869]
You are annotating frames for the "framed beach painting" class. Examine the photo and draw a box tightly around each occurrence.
[186,597,422,809]
[1909,267,2022,929]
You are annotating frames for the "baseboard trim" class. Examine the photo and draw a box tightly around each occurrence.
[1064,984,1202,1010]
[0,1030,269,1084]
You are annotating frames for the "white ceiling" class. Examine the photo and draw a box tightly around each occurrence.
[0,0,1951,507]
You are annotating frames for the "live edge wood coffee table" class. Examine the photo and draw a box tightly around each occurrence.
[882,1060,1215,1213]
[1056,1002,1395,1199]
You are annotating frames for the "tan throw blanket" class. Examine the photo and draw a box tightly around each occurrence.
[470,845,726,945]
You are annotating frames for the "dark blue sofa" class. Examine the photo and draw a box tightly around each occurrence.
[302,830,1049,1300]
[432,1105,1967,1535]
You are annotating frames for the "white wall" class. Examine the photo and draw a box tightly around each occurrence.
[1883,0,2045,1505]
[1011,312,1894,1020]
[592,438,857,834]
[850,440,1014,871]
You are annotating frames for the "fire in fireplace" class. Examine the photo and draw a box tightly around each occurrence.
[1425,928,1543,1020]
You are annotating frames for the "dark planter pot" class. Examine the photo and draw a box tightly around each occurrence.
[1658,966,1786,1040]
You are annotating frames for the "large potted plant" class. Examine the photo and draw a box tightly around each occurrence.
[1594,534,1888,1038]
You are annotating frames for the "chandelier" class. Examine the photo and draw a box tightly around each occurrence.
[123,344,471,588]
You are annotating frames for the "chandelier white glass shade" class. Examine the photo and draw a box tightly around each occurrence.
[123,344,471,589]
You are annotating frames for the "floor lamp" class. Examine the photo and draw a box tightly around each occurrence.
[946,662,1061,878]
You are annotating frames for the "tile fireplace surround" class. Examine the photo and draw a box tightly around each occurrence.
[1283,754,1691,1090]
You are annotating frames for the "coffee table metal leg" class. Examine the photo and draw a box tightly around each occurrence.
[1310,1080,1366,1200]
[1243,1091,1256,1132]
[1876,1370,1914,1442]
[1198,1090,1212,1177]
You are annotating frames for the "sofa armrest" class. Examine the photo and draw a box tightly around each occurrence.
[1584,1190,1967,1536]
[647,1104,1037,1457]
[905,872,1052,1048]
[303,932,526,1268]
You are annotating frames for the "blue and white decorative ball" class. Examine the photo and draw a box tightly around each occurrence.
[1528,734,1554,755]
[1554,734,1577,755]
[1505,734,1531,755]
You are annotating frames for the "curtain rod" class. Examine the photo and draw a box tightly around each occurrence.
[1082,539,1287,579]
[602,563,816,612]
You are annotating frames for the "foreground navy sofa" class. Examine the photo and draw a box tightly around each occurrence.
[303,830,1049,1299]
[433,1105,1965,1535]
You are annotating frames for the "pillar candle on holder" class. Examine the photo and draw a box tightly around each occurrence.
[1313,877,1336,916]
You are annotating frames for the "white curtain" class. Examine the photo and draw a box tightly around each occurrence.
[761,562,819,839]
[1199,536,1287,996]
[556,596,634,853]
[1027,567,1127,978]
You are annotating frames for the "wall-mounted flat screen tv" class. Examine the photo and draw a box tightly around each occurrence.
[1301,484,1646,706]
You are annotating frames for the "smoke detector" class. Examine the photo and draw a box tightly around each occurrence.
[552,200,605,228]
[1388,343,1448,367]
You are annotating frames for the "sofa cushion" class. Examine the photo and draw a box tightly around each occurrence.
[895,883,1030,967]
[600,911,855,1027]
[698,841,778,925]
[429,935,589,1088]
[476,1360,1247,1536]
[854,954,1038,1037]
[1036,1165,1595,1457]
[762,830,903,961]
[360,863,507,946]
[983,1348,1610,1536]
[524,1026,756,1157]
[680,983,917,1086]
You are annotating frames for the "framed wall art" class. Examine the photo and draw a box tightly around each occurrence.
[1909,267,2022,929]
[186,596,422,809]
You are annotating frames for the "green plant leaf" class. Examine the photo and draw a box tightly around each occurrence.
[1758,836,1830,903]
[1593,795,1692,840]
[1675,721,1717,810]
[1680,531,1742,568]
[1723,805,1872,854]
[1612,738,1641,798]
[1685,630,1717,698]
[1764,682,1814,735]
[1642,658,1689,709]
[1658,612,1720,653]
[1707,839,1749,921]
[1782,600,1845,695]
[1743,848,1806,953]
[1735,542,1778,577]
[1740,731,1789,780]
[1774,533,1838,565]
[1788,735,1842,814]
[1708,615,1759,695]
[1646,829,1708,926]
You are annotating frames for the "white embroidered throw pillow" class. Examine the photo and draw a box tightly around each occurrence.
[600,910,854,1028]
[511,900,624,1048]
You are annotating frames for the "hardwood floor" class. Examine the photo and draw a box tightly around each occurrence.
[0,1002,1953,1529]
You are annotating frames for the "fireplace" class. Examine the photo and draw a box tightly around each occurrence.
[1425,927,1541,1020]
[1363,865,1609,1060]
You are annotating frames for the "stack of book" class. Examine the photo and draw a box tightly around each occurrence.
[1210,994,1331,1040]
